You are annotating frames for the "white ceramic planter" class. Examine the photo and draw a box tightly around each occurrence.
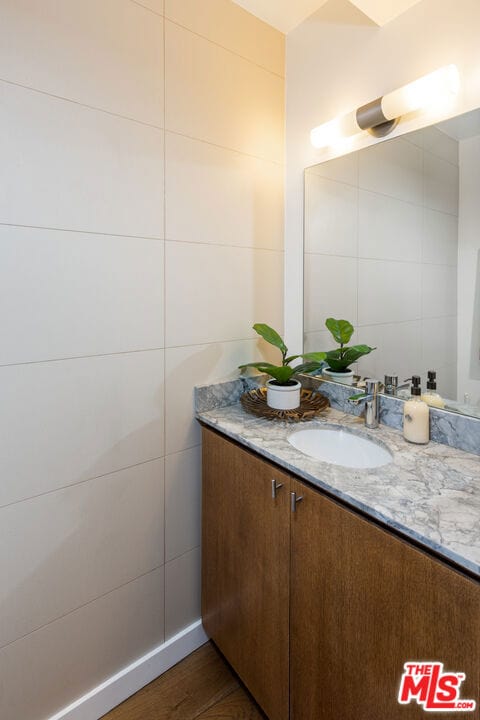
[266,379,301,410]
[322,368,355,385]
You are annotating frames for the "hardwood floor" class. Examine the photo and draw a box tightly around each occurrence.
[101,642,266,720]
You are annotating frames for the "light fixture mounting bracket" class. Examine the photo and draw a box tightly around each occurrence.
[356,97,398,138]
[367,118,399,137]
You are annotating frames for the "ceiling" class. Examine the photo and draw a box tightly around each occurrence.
[232,0,423,33]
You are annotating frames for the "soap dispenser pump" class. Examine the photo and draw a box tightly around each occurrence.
[421,370,445,409]
[403,375,429,445]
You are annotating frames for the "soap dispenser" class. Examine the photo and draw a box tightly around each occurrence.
[403,375,429,445]
[421,370,445,409]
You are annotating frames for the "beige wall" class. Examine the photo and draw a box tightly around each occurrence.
[285,0,480,353]
[0,2,284,718]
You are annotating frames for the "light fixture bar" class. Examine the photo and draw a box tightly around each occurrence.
[356,98,398,138]
[310,65,460,149]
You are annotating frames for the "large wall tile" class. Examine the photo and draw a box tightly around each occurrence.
[306,152,358,186]
[165,338,278,454]
[0,0,164,125]
[424,152,459,215]
[0,82,164,237]
[304,175,357,256]
[303,329,331,355]
[422,264,457,318]
[304,255,357,333]
[0,459,164,648]
[422,316,457,370]
[165,0,284,76]
[0,350,164,507]
[358,259,422,326]
[165,21,284,162]
[165,447,201,562]
[0,568,164,720]
[434,363,457,401]
[359,138,423,205]
[0,227,164,365]
[422,126,459,166]
[165,132,283,250]
[165,241,283,347]
[423,209,458,265]
[165,547,201,640]
[358,190,422,262]
[357,321,422,382]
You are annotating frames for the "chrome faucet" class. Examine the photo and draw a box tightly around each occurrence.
[348,379,380,429]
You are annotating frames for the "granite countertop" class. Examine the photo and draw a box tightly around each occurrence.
[197,402,480,578]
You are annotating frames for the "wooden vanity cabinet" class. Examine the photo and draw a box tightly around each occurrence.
[290,479,480,720]
[202,427,291,720]
[202,427,480,720]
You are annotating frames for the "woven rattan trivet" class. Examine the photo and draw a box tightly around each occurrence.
[240,387,330,422]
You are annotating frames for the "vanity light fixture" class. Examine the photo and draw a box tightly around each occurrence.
[310,64,460,149]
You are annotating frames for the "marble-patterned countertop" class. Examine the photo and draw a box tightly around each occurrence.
[197,403,480,578]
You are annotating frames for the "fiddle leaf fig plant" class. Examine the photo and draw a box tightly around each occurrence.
[324,317,375,372]
[239,323,326,385]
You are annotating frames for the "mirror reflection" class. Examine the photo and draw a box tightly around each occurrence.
[304,107,480,419]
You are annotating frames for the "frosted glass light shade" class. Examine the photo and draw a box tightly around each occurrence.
[310,111,360,149]
[381,65,460,120]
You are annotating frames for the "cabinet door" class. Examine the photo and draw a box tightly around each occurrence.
[202,427,291,720]
[290,479,480,720]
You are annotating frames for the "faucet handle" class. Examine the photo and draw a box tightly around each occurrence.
[365,378,380,394]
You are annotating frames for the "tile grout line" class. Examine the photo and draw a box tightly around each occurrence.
[305,249,457,267]
[128,0,163,17]
[0,82,283,168]
[0,346,167,369]
[307,171,458,217]
[0,564,166,654]
[0,455,166,512]
[0,221,284,253]
[164,17,285,81]
[165,128,284,167]
[163,11,168,643]
[128,0,285,81]
[0,75,166,132]
[0,220,164,241]
[0,333,284,369]
[0,443,202,514]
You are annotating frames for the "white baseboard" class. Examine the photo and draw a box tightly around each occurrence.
[48,619,209,720]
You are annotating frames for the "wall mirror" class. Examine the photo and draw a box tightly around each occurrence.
[304,107,480,419]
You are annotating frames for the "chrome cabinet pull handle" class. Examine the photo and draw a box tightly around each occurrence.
[290,491,303,512]
[271,478,284,499]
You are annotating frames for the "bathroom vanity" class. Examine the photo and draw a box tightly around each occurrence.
[198,400,480,720]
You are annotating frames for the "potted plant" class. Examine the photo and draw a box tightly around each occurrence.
[323,318,375,385]
[239,324,326,410]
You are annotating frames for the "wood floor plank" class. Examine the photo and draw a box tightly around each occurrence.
[101,643,240,720]
[195,688,266,719]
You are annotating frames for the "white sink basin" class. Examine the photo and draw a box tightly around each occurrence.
[288,427,393,469]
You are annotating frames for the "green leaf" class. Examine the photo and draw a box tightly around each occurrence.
[301,351,326,363]
[253,324,287,355]
[294,361,324,375]
[265,365,295,383]
[324,355,349,372]
[340,345,375,366]
[284,354,302,364]
[238,361,294,383]
[238,362,276,371]
[325,345,375,372]
[325,318,354,345]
